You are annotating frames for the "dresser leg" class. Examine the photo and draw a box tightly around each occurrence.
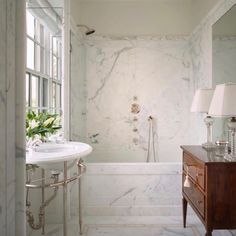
[182,197,187,228]
[205,230,212,236]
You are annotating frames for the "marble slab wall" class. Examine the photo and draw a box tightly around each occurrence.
[83,36,196,163]
[80,163,184,219]
[69,0,236,162]
[0,0,26,235]
[70,32,87,142]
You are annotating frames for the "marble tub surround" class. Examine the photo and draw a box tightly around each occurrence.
[80,163,184,219]
[83,36,195,163]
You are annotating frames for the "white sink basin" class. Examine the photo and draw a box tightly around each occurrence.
[26,142,92,171]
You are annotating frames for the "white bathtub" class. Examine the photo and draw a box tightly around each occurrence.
[71,162,184,221]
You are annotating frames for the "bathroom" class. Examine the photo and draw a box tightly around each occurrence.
[1,0,236,236]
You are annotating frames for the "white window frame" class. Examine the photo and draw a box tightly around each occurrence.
[26,10,62,114]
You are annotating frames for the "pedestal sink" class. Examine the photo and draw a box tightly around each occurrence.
[25,141,92,236]
[26,141,92,171]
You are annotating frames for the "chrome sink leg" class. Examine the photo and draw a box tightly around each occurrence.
[42,169,45,235]
[63,161,68,236]
[78,159,83,235]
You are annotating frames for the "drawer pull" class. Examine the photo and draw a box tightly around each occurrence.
[197,200,203,204]
[184,163,195,169]
[184,175,191,188]
[184,166,191,188]
[196,173,203,177]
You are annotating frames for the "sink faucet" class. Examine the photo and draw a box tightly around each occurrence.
[26,138,42,150]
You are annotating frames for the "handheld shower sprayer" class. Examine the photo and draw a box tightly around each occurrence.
[76,24,95,35]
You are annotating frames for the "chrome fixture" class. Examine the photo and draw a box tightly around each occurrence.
[76,24,95,35]
[26,160,86,236]
[146,116,157,162]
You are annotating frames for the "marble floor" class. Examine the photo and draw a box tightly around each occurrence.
[27,216,236,236]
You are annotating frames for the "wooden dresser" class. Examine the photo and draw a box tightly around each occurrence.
[181,145,236,236]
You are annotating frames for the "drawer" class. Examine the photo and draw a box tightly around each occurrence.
[183,174,205,218]
[183,153,205,190]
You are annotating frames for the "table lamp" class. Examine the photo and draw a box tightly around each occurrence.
[191,88,215,149]
[209,83,236,160]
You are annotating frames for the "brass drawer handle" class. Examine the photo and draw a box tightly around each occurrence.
[196,173,203,177]
[184,163,195,168]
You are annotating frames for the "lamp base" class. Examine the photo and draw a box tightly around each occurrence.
[224,153,236,162]
[202,142,215,150]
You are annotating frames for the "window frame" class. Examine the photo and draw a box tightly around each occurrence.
[26,10,62,114]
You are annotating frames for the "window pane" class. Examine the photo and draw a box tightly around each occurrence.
[45,32,50,76]
[58,58,61,80]
[40,24,44,46]
[42,79,48,107]
[52,82,56,108]
[26,11,35,38]
[35,21,41,43]
[27,38,35,70]
[31,75,39,107]
[26,74,30,107]
[53,56,58,79]
[35,44,40,72]
[53,37,57,55]
[40,46,45,74]
[45,49,50,76]
[56,84,61,108]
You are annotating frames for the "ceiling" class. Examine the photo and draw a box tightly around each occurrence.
[70,0,220,36]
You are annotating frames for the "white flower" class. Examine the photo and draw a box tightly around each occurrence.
[29,120,39,129]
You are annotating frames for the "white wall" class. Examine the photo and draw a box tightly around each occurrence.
[71,0,221,36]
[191,0,221,30]
[213,4,236,36]
[71,0,193,36]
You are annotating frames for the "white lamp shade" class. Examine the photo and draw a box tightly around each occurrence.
[190,88,214,113]
[209,83,236,117]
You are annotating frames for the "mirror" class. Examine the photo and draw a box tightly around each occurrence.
[212,4,236,141]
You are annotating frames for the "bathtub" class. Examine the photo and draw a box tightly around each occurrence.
[69,162,184,224]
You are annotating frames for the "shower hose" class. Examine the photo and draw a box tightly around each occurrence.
[146,116,157,162]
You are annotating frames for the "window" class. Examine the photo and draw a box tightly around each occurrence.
[26,11,62,114]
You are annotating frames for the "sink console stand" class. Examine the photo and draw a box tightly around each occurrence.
[26,159,86,236]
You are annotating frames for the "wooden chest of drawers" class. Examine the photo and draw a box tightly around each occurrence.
[181,145,236,236]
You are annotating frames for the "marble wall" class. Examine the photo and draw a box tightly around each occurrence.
[82,36,196,163]
[81,163,183,219]
[70,31,87,142]
[69,0,236,163]
[0,0,26,236]
[68,1,236,164]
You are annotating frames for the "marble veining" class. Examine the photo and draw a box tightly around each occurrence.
[88,46,134,101]
[83,36,194,162]
[80,163,183,218]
